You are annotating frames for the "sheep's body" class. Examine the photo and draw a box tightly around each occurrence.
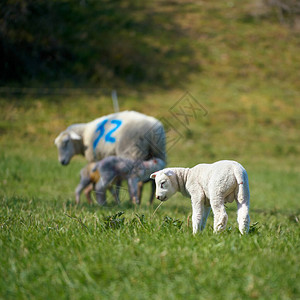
[76,156,165,205]
[150,160,250,234]
[54,111,166,165]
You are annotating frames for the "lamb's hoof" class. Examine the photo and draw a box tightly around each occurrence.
[214,224,226,233]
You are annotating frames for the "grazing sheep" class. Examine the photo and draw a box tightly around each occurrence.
[55,110,166,202]
[150,160,250,234]
[54,110,166,165]
[75,156,166,205]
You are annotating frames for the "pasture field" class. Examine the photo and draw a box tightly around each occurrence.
[0,85,299,299]
[1,0,300,298]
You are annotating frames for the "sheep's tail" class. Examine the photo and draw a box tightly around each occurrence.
[234,163,250,234]
[233,164,250,204]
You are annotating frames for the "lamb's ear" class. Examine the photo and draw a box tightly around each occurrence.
[69,131,82,140]
[164,170,175,177]
[150,172,157,179]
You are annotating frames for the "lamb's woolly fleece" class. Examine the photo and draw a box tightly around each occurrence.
[151,160,250,234]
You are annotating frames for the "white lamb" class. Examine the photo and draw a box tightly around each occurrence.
[150,160,250,234]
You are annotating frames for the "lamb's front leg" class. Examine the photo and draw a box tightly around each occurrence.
[94,178,108,206]
[127,177,140,204]
[191,193,206,234]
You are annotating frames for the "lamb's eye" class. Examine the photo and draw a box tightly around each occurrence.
[160,181,166,188]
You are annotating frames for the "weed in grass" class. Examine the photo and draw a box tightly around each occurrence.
[161,216,183,230]
[103,211,125,230]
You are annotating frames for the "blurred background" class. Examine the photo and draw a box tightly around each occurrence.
[1,0,299,89]
[0,0,299,201]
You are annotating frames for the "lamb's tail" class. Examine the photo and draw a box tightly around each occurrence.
[233,164,250,204]
[233,163,250,234]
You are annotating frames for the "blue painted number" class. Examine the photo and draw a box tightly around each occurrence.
[105,119,122,143]
[93,119,122,150]
[93,119,108,150]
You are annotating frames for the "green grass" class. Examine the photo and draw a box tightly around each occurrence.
[0,131,299,299]
[1,0,300,298]
[0,192,299,299]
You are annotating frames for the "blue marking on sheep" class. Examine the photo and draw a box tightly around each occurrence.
[93,119,108,150]
[105,119,122,143]
[93,119,122,150]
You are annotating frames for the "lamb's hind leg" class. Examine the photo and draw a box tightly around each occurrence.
[210,197,228,233]
[235,180,250,234]
[200,205,211,230]
[237,201,250,234]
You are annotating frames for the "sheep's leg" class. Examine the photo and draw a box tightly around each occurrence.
[237,201,250,234]
[137,181,143,203]
[75,178,91,204]
[149,180,156,204]
[210,198,228,233]
[114,178,122,202]
[84,184,94,204]
[94,178,108,206]
[109,186,120,205]
[191,194,206,234]
[235,181,250,234]
[200,205,211,230]
[127,177,140,204]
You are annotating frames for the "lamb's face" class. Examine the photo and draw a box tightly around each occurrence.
[54,131,81,165]
[150,170,176,201]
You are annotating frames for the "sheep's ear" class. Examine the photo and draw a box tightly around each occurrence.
[54,132,63,145]
[150,172,157,179]
[164,170,175,177]
[69,131,82,140]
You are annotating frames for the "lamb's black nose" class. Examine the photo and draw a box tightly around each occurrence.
[156,195,160,200]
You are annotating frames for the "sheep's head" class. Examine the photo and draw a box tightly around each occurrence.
[137,158,166,181]
[150,169,177,201]
[54,130,82,165]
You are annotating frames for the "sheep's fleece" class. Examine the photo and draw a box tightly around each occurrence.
[150,160,250,234]
[54,111,166,165]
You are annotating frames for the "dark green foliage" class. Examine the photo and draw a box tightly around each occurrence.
[104,211,125,229]
[162,216,183,230]
[0,0,199,87]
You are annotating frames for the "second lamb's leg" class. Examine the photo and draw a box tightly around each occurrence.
[75,178,92,204]
[127,177,140,204]
[94,178,108,206]
[109,186,120,205]
[84,184,94,204]
[114,178,122,203]
[137,181,143,203]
